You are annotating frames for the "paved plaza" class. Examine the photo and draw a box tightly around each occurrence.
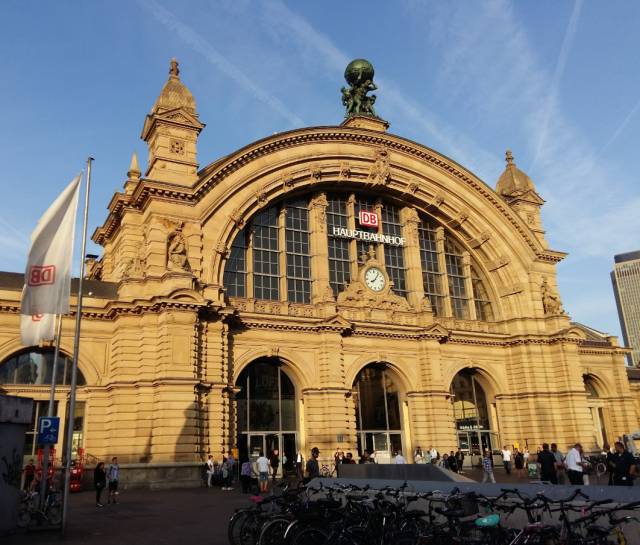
[4,467,635,545]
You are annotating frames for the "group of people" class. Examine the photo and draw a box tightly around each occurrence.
[480,441,637,486]
[205,451,236,491]
[92,457,120,507]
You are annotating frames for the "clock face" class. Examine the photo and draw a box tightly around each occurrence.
[364,267,386,292]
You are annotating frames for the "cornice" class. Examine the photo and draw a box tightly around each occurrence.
[93,126,554,259]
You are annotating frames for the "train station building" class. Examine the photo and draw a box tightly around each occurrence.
[0,59,637,486]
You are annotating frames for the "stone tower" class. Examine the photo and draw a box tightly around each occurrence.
[141,58,205,186]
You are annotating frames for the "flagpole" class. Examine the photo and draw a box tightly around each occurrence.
[40,313,63,510]
[61,157,93,533]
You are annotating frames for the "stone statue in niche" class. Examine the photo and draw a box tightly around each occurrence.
[167,225,190,271]
[541,278,562,315]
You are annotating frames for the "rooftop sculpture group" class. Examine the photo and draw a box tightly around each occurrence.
[341,59,379,118]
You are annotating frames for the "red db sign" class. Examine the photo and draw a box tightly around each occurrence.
[28,265,56,286]
[358,210,379,228]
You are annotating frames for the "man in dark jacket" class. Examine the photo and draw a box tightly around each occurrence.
[612,441,636,486]
[304,447,320,484]
[537,443,557,484]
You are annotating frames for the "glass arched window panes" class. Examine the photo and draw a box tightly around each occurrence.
[451,369,496,455]
[327,194,351,295]
[381,204,407,296]
[223,228,247,298]
[444,237,469,319]
[0,350,86,386]
[252,207,280,301]
[354,365,403,460]
[418,220,443,315]
[472,266,493,321]
[285,200,311,304]
[236,360,297,433]
[584,377,599,399]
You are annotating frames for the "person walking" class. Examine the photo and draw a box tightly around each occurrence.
[455,450,465,473]
[240,459,253,493]
[94,462,107,507]
[295,450,304,480]
[394,450,406,464]
[106,457,120,504]
[344,452,356,464]
[305,447,320,484]
[604,444,616,485]
[611,441,636,486]
[565,443,585,485]
[269,448,280,483]
[447,451,458,472]
[551,444,565,484]
[537,443,558,484]
[206,454,214,487]
[501,446,512,475]
[256,451,270,493]
[23,459,36,491]
[227,450,236,486]
[514,449,525,479]
[481,449,496,483]
[221,456,233,491]
[429,446,438,464]
[414,447,424,464]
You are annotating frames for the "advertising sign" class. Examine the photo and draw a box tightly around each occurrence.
[358,210,379,228]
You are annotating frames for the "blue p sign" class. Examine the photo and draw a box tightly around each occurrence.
[37,416,60,445]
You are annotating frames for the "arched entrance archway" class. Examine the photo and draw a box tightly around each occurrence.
[450,369,498,457]
[235,358,297,476]
[584,375,608,449]
[353,363,404,463]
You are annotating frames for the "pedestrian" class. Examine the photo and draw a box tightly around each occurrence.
[611,441,636,486]
[94,461,106,507]
[106,457,120,504]
[305,447,320,484]
[394,450,406,464]
[440,453,449,468]
[221,456,233,491]
[551,443,566,484]
[565,443,585,485]
[537,443,558,484]
[414,446,424,464]
[514,449,525,479]
[240,459,253,493]
[447,451,458,472]
[344,452,356,464]
[295,450,304,480]
[429,446,438,464]
[206,454,214,487]
[358,451,369,464]
[604,444,616,485]
[270,448,280,482]
[256,451,270,493]
[23,459,36,491]
[227,450,236,486]
[501,445,512,475]
[481,449,496,483]
[455,450,465,473]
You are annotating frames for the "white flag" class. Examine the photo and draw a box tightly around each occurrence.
[20,175,81,345]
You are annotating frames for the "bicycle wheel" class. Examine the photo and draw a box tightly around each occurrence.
[258,517,291,545]
[289,524,331,545]
[17,507,31,528]
[47,504,62,526]
[228,509,254,545]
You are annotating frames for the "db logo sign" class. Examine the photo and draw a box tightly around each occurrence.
[28,265,56,286]
[358,210,379,228]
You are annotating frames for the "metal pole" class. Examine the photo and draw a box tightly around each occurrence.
[40,314,63,509]
[61,157,92,533]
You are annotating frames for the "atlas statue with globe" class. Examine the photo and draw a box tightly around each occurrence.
[341,59,379,118]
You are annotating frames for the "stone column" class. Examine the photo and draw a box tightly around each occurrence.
[436,227,453,316]
[462,252,477,320]
[401,207,423,309]
[309,193,332,304]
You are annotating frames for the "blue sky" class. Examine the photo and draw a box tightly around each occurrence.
[1,0,639,339]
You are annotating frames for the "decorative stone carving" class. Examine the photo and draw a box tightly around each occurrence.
[469,231,490,249]
[229,208,245,228]
[310,192,328,234]
[282,173,294,189]
[367,147,391,186]
[487,256,509,271]
[255,186,268,204]
[407,181,419,194]
[339,162,352,179]
[341,59,379,118]
[310,167,323,181]
[541,278,563,315]
[167,224,190,271]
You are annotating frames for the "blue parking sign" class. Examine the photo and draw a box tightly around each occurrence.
[37,416,60,445]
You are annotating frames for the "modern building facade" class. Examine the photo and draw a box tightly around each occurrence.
[0,60,637,486]
[611,251,640,367]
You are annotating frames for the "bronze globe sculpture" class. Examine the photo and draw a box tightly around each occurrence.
[341,59,378,118]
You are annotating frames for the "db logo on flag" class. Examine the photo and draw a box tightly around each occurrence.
[358,210,379,228]
[28,265,56,286]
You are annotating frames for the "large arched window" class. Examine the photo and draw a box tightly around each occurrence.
[450,369,497,455]
[235,359,297,475]
[354,364,403,462]
[0,349,86,386]
[584,375,608,448]
[223,190,494,321]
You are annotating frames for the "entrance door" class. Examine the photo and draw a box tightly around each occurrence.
[245,433,297,477]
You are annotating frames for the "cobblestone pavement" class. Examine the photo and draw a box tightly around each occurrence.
[3,468,628,545]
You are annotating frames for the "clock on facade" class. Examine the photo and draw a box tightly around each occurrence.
[364,267,386,292]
